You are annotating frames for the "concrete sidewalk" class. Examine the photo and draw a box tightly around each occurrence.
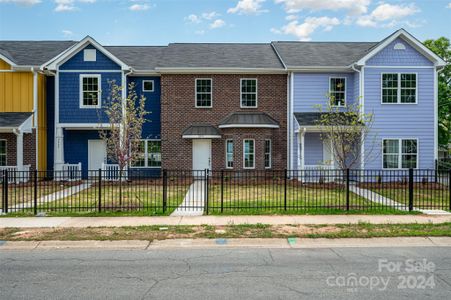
[0,214,450,228]
[1,237,450,251]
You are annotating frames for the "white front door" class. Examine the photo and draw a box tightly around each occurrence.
[88,140,106,170]
[192,139,211,170]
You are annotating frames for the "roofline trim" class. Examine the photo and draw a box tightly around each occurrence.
[43,36,130,70]
[356,29,446,67]
[287,66,354,72]
[182,134,222,139]
[218,124,279,129]
[0,53,17,67]
[155,67,287,74]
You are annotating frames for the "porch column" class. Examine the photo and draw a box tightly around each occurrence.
[300,128,306,169]
[16,131,23,172]
[54,127,64,171]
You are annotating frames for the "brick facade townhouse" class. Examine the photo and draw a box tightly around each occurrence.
[160,43,287,171]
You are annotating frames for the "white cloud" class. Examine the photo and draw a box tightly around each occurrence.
[446,2,451,8]
[129,3,150,11]
[227,0,267,15]
[285,14,298,21]
[210,19,226,29]
[202,11,219,20]
[0,0,41,5]
[185,14,201,23]
[356,3,420,27]
[62,30,73,37]
[275,0,370,15]
[278,16,340,40]
[54,0,95,12]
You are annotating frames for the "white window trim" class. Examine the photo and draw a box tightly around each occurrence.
[0,139,7,166]
[264,139,272,169]
[195,78,213,108]
[382,138,419,170]
[142,80,155,92]
[240,78,258,108]
[329,77,346,107]
[83,49,96,62]
[243,139,255,169]
[131,139,162,169]
[381,73,418,105]
[79,74,101,109]
[225,139,234,169]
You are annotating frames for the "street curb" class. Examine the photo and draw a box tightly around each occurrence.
[1,237,450,251]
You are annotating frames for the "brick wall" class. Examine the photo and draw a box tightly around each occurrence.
[161,74,287,170]
[0,130,36,169]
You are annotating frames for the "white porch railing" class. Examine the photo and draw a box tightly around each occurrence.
[101,163,123,181]
[0,165,31,183]
[59,163,82,181]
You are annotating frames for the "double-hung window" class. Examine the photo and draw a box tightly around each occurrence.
[195,79,212,108]
[80,74,101,108]
[329,77,346,107]
[243,139,255,169]
[226,140,234,169]
[0,140,6,166]
[241,79,257,108]
[132,140,161,168]
[383,139,418,169]
[264,139,272,169]
[382,73,417,104]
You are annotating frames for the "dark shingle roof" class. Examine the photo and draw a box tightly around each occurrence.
[182,124,221,137]
[159,43,284,69]
[219,112,279,128]
[294,112,359,126]
[272,42,378,67]
[0,112,32,128]
[106,46,166,70]
[0,41,76,66]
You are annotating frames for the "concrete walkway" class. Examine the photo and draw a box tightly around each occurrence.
[170,180,205,216]
[1,237,450,251]
[5,183,92,212]
[0,214,450,228]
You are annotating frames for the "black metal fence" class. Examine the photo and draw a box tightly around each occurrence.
[1,168,450,215]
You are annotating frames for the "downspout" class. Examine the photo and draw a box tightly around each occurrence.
[32,68,38,170]
[352,63,365,169]
[435,66,445,161]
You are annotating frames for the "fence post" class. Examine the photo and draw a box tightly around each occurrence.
[205,169,209,215]
[220,169,224,213]
[3,170,8,214]
[33,169,38,215]
[346,168,350,211]
[1,170,5,213]
[284,169,287,211]
[98,168,102,212]
[408,168,414,211]
[448,169,451,211]
[435,159,438,183]
[162,169,167,213]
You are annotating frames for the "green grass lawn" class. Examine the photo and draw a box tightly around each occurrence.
[363,182,450,210]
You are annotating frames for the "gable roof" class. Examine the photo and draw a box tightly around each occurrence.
[356,29,447,67]
[158,43,284,70]
[271,41,377,68]
[0,41,76,66]
[106,46,166,71]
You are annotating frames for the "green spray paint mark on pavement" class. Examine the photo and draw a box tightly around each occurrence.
[216,238,228,245]
[287,237,297,246]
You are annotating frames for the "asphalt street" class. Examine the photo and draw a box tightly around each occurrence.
[1,246,450,299]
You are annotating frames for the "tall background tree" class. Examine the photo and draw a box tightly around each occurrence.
[424,37,451,149]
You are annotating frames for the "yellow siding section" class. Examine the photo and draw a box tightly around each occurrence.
[0,60,33,112]
[0,59,11,70]
[37,74,47,171]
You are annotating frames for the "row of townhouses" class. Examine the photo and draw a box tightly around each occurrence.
[0,29,446,177]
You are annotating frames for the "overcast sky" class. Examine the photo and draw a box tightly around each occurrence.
[0,0,450,45]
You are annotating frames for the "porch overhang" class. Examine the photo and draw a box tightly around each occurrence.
[294,112,361,132]
[182,125,221,139]
[0,112,33,133]
[219,112,279,129]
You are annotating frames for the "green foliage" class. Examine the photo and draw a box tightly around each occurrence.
[424,37,451,147]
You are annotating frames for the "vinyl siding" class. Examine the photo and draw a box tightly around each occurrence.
[46,76,55,171]
[60,44,121,70]
[304,132,323,165]
[363,67,435,169]
[64,130,101,178]
[293,72,356,112]
[367,37,433,66]
[37,74,47,171]
[0,60,33,112]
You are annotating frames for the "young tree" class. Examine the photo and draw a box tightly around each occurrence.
[315,99,376,170]
[424,37,451,148]
[99,81,147,176]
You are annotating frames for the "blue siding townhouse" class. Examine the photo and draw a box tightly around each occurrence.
[42,36,164,177]
[273,29,446,171]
